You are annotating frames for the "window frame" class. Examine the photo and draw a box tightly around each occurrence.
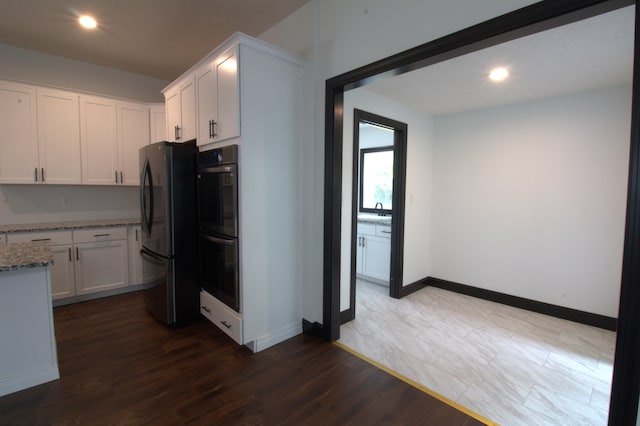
[359,145,394,215]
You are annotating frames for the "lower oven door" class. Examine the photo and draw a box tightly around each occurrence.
[199,233,239,312]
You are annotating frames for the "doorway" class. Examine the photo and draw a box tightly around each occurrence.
[341,110,407,324]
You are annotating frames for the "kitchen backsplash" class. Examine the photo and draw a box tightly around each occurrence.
[0,184,140,225]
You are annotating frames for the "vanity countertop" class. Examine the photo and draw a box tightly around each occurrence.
[0,241,53,272]
[0,218,140,234]
[357,215,392,225]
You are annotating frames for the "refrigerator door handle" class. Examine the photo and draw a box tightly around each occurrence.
[140,246,166,264]
[140,159,154,234]
[202,234,236,246]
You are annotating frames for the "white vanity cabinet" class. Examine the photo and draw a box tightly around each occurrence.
[165,75,196,142]
[0,81,39,184]
[357,222,391,284]
[196,45,240,145]
[73,227,128,295]
[7,230,75,300]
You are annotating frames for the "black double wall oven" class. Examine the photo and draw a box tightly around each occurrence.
[197,145,240,312]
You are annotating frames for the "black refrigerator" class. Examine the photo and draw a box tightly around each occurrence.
[139,140,199,325]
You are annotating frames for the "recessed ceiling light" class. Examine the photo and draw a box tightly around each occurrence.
[488,67,509,82]
[79,15,97,29]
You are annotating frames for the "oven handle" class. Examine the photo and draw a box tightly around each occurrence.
[199,164,235,174]
[201,234,236,246]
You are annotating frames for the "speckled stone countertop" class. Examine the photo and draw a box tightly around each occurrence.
[0,218,140,234]
[0,241,53,272]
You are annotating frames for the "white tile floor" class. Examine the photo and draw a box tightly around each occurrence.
[338,280,616,425]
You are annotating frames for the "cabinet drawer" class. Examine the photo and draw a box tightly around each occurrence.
[200,290,243,344]
[357,223,376,236]
[375,224,392,238]
[7,230,73,245]
[73,227,127,243]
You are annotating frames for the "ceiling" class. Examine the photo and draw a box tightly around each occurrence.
[365,5,635,116]
[0,0,310,81]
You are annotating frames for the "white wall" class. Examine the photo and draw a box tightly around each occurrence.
[341,87,434,311]
[261,0,538,323]
[431,85,631,317]
[0,185,140,225]
[0,43,167,102]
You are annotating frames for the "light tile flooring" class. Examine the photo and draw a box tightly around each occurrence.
[338,280,616,426]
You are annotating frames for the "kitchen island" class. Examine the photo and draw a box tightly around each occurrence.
[0,241,58,397]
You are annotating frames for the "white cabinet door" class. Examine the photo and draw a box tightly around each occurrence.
[149,104,166,143]
[165,89,181,142]
[37,88,82,184]
[80,95,118,185]
[51,244,75,300]
[74,240,128,295]
[361,235,391,282]
[165,76,196,142]
[117,101,149,186]
[196,46,240,146]
[0,81,39,184]
[128,226,143,285]
[180,77,196,142]
[215,47,240,141]
[196,64,216,145]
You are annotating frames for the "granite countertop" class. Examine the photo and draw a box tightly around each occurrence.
[0,218,140,234]
[0,241,53,272]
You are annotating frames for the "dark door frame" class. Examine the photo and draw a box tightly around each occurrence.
[321,0,638,423]
[341,109,407,324]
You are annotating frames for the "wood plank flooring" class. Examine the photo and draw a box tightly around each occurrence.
[0,291,485,425]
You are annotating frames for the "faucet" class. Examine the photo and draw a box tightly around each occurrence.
[375,202,384,216]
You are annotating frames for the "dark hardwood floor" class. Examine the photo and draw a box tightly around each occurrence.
[0,291,485,425]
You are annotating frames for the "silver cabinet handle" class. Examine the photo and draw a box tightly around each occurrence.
[221,321,232,329]
[381,230,391,234]
[202,306,211,313]
[115,170,118,183]
[41,168,45,182]
[68,247,72,262]
[93,233,110,237]
[120,171,123,183]
[362,237,366,248]
[135,229,138,241]
[174,125,181,141]
[31,238,51,242]
[34,167,38,182]
[76,247,79,261]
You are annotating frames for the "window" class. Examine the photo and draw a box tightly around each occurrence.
[359,146,393,214]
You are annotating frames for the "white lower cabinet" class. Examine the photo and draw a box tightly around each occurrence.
[201,290,243,344]
[7,230,75,300]
[73,228,128,295]
[356,222,391,283]
[50,244,75,299]
[127,225,159,286]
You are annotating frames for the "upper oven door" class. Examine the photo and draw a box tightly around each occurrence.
[198,164,238,237]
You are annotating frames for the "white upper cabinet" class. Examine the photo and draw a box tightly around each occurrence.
[196,45,240,145]
[80,96,150,186]
[36,88,82,184]
[80,95,118,185]
[165,76,196,142]
[0,81,39,184]
[149,104,166,143]
[117,101,150,186]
